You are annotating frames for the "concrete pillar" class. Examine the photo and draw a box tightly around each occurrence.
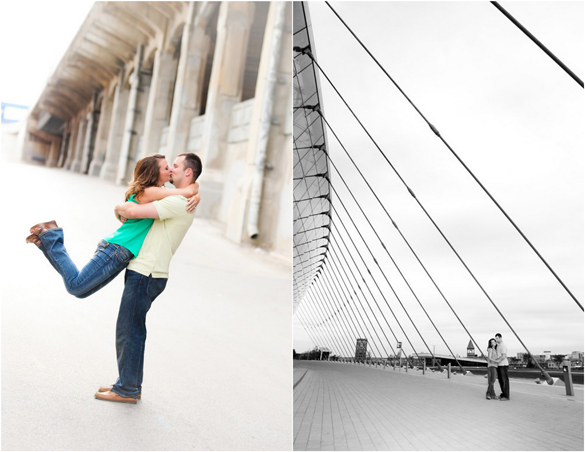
[198,2,255,169]
[66,115,87,171]
[88,89,114,176]
[63,119,79,169]
[100,74,129,181]
[166,2,212,162]
[46,135,62,168]
[225,1,291,247]
[245,1,286,239]
[116,45,143,185]
[122,66,151,182]
[140,49,177,158]
[56,130,70,168]
[79,109,98,174]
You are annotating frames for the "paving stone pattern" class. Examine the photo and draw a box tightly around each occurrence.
[294,361,584,451]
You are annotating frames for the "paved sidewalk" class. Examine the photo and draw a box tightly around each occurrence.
[1,160,292,451]
[294,361,584,451]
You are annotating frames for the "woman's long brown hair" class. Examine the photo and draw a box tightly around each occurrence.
[125,154,166,201]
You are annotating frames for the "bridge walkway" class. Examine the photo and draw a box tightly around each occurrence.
[293,361,583,451]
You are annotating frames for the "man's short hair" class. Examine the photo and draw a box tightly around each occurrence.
[178,153,202,182]
[495,333,502,338]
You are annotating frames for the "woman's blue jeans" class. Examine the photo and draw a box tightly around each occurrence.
[487,366,498,398]
[38,228,133,298]
[111,270,167,399]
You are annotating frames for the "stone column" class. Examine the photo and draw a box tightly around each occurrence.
[246,1,287,239]
[66,115,87,171]
[46,135,62,168]
[165,2,212,162]
[198,2,255,169]
[79,109,98,174]
[88,89,113,176]
[62,119,79,169]
[116,46,143,185]
[225,1,289,244]
[57,129,70,168]
[122,70,151,182]
[100,74,129,181]
[139,49,176,158]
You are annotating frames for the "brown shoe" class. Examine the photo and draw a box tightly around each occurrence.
[95,390,137,404]
[29,220,58,236]
[98,385,141,399]
[25,234,42,247]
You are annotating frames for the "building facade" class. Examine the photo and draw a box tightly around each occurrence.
[355,338,368,360]
[18,1,292,259]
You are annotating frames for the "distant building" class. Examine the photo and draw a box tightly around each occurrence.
[570,351,583,362]
[1,103,28,124]
[466,340,477,357]
[534,352,552,364]
[355,339,368,361]
[296,346,330,361]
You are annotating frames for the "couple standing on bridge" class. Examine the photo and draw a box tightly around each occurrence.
[26,152,202,404]
[486,333,510,400]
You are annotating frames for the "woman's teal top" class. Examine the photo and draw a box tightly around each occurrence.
[102,194,154,258]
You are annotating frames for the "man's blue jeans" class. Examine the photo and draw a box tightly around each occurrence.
[38,228,133,298]
[111,270,167,399]
[497,365,510,399]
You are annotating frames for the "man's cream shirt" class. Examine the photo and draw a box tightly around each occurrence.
[128,195,195,278]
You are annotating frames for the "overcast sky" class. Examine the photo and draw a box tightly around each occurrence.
[294,1,583,359]
[0,1,95,108]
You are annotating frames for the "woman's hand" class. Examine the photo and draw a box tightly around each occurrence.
[186,193,201,213]
[186,182,200,197]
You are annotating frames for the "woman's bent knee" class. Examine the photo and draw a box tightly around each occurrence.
[67,286,91,299]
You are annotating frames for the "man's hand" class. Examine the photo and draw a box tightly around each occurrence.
[115,208,127,224]
[186,193,201,213]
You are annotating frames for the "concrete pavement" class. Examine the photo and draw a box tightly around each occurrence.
[294,361,584,451]
[1,160,292,451]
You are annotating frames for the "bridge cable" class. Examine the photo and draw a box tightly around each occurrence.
[329,235,401,358]
[328,89,554,384]
[320,262,389,359]
[319,113,487,360]
[319,248,391,360]
[297,302,337,356]
[491,1,584,88]
[330,223,422,362]
[313,264,379,351]
[318,267,373,360]
[305,42,557,384]
[309,284,363,358]
[319,2,582,312]
[312,272,374,358]
[331,202,434,366]
[328,244,398,359]
[329,159,464,372]
[296,307,327,354]
[306,290,353,358]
